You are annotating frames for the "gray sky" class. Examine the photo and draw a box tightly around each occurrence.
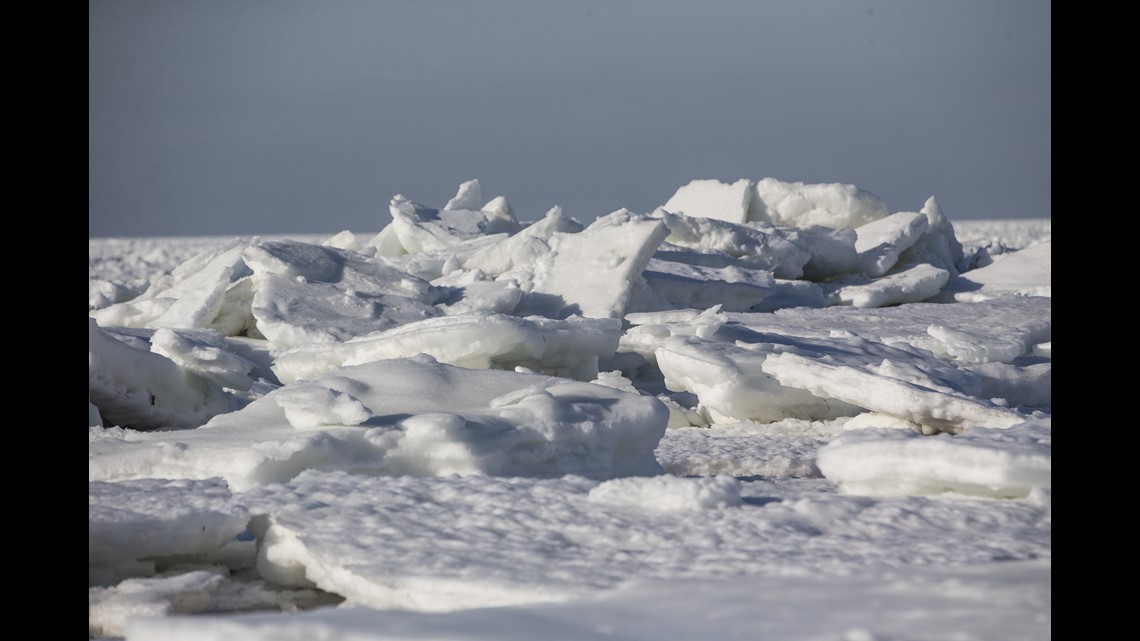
[89,0,1050,238]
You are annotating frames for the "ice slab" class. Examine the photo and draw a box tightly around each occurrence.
[463,206,583,277]
[244,238,440,348]
[854,211,930,277]
[89,319,238,430]
[830,262,950,308]
[370,182,522,256]
[515,210,669,319]
[750,177,890,229]
[817,418,1050,497]
[272,313,621,383]
[760,352,1027,434]
[654,336,863,424]
[213,469,1050,612]
[662,178,753,223]
[935,241,1051,302]
[90,239,254,335]
[642,258,775,312]
[720,295,1051,364]
[653,210,810,279]
[89,356,668,491]
[89,477,249,581]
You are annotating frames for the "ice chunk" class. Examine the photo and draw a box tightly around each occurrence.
[464,206,583,277]
[926,324,1029,363]
[89,477,249,575]
[444,179,484,211]
[90,277,147,311]
[750,177,890,228]
[149,327,261,391]
[656,325,1007,431]
[934,240,1051,303]
[654,210,811,279]
[320,230,367,252]
[787,224,860,280]
[746,279,827,312]
[434,272,525,316]
[721,295,1051,362]
[655,336,861,424]
[272,313,622,383]
[962,360,1051,409]
[831,263,950,308]
[620,307,727,367]
[385,234,507,282]
[372,186,522,256]
[273,381,374,428]
[514,210,669,319]
[900,196,967,277]
[481,195,515,223]
[89,319,237,430]
[760,352,1026,434]
[642,258,775,312]
[817,418,1050,498]
[89,570,226,638]
[91,239,254,334]
[662,178,753,223]
[89,356,669,490]
[853,211,930,277]
[243,238,439,348]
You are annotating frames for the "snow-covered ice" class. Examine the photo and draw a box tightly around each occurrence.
[90,178,1050,640]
